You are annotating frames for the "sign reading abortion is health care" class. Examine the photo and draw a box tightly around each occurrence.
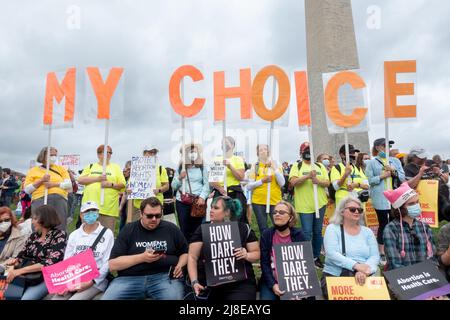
[42,249,99,294]
[273,242,321,300]
[202,222,246,286]
[384,260,450,300]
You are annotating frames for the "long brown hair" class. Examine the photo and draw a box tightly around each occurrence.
[0,206,18,228]
[356,153,368,170]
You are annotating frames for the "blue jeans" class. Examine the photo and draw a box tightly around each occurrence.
[21,282,48,300]
[259,280,278,300]
[252,204,275,235]
[299,205,326,259]
[101,273,185,300]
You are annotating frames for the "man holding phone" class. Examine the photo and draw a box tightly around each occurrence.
[102,197,188,300]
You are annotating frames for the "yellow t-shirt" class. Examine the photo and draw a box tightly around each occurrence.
[80,162,126,217]
[214,156,245,188]
[289,161,329,213]
[25,165,70,200]
[133,165,169,209]
[249,163,282,205]
[330,163,358,207]
[353,166,368,193]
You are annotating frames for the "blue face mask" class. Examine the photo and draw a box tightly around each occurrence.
[406,203,421,218]
[83,211,99,225]
[322,159,330,168]
[379,151,387,158]
[363,159,370,166]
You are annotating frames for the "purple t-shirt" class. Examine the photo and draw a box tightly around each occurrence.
[271,231,292,280]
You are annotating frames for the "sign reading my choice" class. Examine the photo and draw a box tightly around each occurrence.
[44,61,416,126]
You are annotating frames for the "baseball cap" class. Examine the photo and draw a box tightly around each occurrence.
[143,145,158,153]
[373,138,395,147]
[300,142,310,153]
[339,144,360,155]
[80,201,99,213]
[410,147,427,159]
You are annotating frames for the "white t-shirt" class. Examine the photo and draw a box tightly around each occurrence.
[64,223,114,291]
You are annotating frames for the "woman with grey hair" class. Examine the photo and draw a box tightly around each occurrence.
[24,147,72,231]
[321,196,380,297]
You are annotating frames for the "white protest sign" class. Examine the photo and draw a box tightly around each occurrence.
[128,156,157,200]
[58,155,80,172]
[208,161,226,183]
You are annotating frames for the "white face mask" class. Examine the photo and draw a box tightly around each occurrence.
[49,156,58,164]
[189,152,198,161]
[0,221,11,233]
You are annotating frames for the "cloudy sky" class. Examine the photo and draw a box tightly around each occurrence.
[1,0,449,174]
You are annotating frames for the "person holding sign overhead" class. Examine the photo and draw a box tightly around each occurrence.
[188,196,260,300]
[24,147,72,231]
[322,196,380,298]
[52,201,114,300]
[246,144,285,234]
[383,182,436,271]
[365,138,405,264]
[211,137,247,223]
[259,201,306,300]
[289,142,330,269]
[330,144,360,207]
[78,145,126,232]
[172,143,210,242]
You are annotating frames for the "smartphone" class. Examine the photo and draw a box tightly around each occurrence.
[152,249,166,255]
[196,287,211,300]
[168,265,178,279]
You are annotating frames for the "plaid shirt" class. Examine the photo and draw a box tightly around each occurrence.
[383,218,436,271]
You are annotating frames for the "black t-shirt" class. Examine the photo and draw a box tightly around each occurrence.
[404,163,434,180]
[190,221,258,285]
[110,220,188,277]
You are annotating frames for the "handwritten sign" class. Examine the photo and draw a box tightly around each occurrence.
[273,242,321,300]
[326,277,390,300]
[208,161,226,183]
[128,156,157,200]
[42,249,99,294]
[58,154,80,172]
[202,222,246,286]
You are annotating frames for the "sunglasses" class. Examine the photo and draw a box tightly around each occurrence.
[0,218,11,223]
[345,207,364,214]
[273,210,289,216]
[144,213,162,220]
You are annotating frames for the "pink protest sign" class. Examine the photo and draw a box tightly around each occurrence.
[42,249,99,294]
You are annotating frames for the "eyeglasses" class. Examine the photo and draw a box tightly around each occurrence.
[144,213,162,220]
[0,218,11,223]
[273,210,289,216]
[345,207,364,214]
[98,151,113,155]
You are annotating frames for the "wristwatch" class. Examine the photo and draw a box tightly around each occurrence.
[191,279,199,286]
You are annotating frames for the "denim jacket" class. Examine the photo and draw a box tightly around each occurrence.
[171,166,210,201]
[365,156,405,210]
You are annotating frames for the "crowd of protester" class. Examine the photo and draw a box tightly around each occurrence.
[1,137,450,300]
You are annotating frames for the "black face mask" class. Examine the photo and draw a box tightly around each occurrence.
[274,223,290,232]
[302,152,311,161]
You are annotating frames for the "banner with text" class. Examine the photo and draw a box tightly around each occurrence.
[201,222,246,286]
[417,180,439,228]
[326,277,390,300]
[208,161,226,183]
[58,154,80,172]
[128,156,157,200]
[383,260,450,300]
[42,249,99,294]
[273,242,321,300]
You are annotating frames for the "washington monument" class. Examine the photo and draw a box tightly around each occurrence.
[305,0,370,158]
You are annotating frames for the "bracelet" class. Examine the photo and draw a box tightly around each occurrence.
[191,279,199,286]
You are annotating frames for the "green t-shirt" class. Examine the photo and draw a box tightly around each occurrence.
[289,162,329,213]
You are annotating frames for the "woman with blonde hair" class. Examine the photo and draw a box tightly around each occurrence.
[24,147,72,230]
[322,196,380,297]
